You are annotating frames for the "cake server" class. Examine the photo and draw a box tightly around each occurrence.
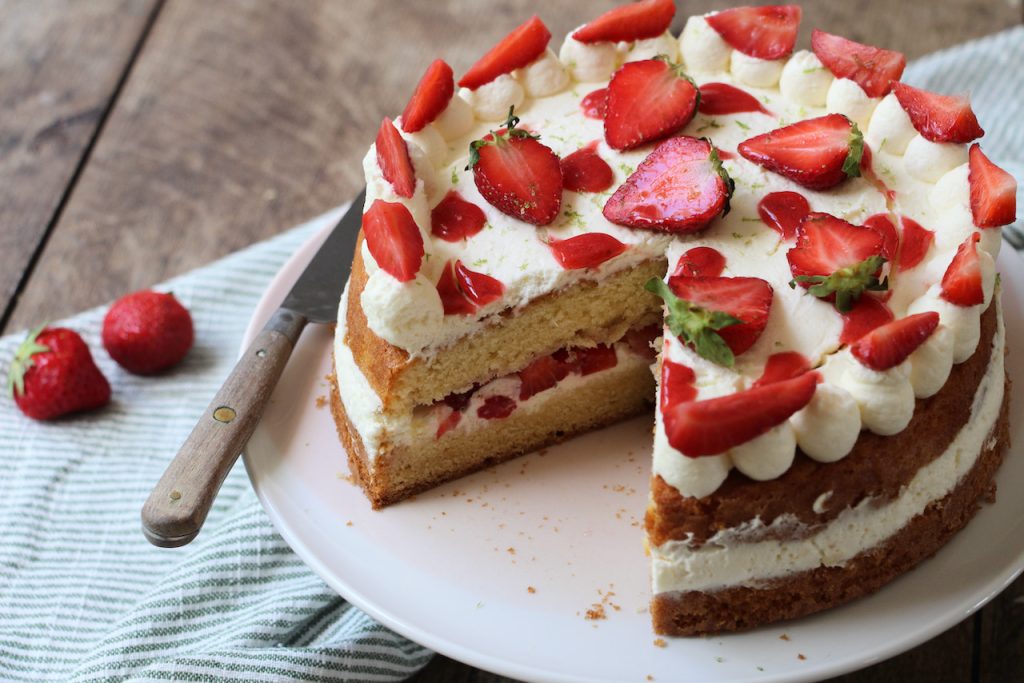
[141,190,366,547]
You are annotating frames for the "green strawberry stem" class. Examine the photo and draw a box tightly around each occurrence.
[645,278,740,368]
[7,324,50,399]
[706,141,735,217]
[790,254,888,313]
[842,119,864,179]
[466,105,540,169]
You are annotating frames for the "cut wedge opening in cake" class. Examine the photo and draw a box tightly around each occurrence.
[329,0,1017,637]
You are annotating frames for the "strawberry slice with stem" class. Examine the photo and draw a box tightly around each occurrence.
[787,212,888,312]
[738,114,864,190]
[892,82,983,144]
[401,59,455,133]
[468,107,563,226]
[376,117,416,198]
[604,57,700,151]
[705,5,802,60]
[811,30,906,98]
[604,136,733,233]
[573,0,675,44]
[663,372,817,457]
[851,312,940,371]
[362,199,424,282]
[459,15,551,90]
[647,275,773,366]
[969,144,1017,228]
[940,233,985,306]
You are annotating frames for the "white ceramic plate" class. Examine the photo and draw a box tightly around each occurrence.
[243,214,1024,683]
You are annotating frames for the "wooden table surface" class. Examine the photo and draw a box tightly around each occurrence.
[2,1,1021,680]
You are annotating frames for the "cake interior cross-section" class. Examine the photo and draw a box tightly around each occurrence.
[329,0,1018,635]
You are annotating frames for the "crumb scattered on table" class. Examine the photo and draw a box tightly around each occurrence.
[652,638,666,648]
[315,395,327,409]
[527,586,536,594]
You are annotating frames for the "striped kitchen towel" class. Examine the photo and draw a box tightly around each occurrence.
[0,25,1021,683]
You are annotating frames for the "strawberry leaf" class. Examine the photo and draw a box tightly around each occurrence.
[842,120,864,178]
[645,278,740,367]
[790,254,888,312]
[7,324,49,398]
[707,141,735,216]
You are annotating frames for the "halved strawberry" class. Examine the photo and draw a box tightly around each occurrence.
[604,58,699,151]
[469,108,562,225]
[603,137,733,233]
[671,246,726,278]
[548,233,627,270]
[969,144,1017,228]
[660,359,697,412]
[663,372,817,457]
[401,59,455,133]
[738,114,864,190]
[431,191,487,242]
[581,88,608,120]
[573,0,675,44]
[787,212,887,312]
[898,216,934,271]
[851,312,940,371]
[575,344,618,375]
[839,294,893,344]
[518,355,561,400]
[437,259,505,315]
[811,30,906,98]
[940,233,984,306]
[892,82,983,144]
[863,213,899,262]
[646,275,771,367]
[705,5,801,60]
[698,82,772,116]
[376,118,416,198]
[362,199,424,282]
[560,141,614,193]
[753,351,811,387]
[459,15,551,90]
[757,191,810,240]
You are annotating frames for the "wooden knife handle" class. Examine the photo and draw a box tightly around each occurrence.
[141,308,307,547]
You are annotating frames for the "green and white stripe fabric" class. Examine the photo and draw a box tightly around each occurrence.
[0,28,1021,683]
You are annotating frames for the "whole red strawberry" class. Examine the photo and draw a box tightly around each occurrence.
[103,291,194,374]
[8,326,111,420]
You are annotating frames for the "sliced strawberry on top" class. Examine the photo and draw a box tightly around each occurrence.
[757,191,810,240]
[663,372,817,457]
[604,136,733,233]
[787,212,887,312]
[811,30,906,98]
[941,233,985,306]
[892,82,983,144]
[863,213,899,262]
[362,199,424,282]
[969,144,1017,228]
[671,246,726,278]
[898,216,934,271]
[469,108,563,225]
[705,5,802,60]
[660,359,697,412]
[851,312,940,371]
[458,15,551,90]
[573,0,675,44]
[646,275,772,367]
[548,233,627,270]
[431,191,487,242]
[401,59,455,133]
[839,294,893,344]
[581,88,608,120]
[560,141,614,193]
[603,58,699,151]
[376,117,416,198]
[738,114,864,190]
[698,82,772,116]
[753,351,811,387]
[437,259,505,315]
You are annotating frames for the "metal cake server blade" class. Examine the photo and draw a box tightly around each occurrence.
[141,190,365,547]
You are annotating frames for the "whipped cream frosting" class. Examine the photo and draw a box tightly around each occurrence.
[347,9,1006,499]
[651,301,1004,593]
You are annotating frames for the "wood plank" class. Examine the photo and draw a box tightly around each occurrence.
[978,573,1024,682]
[0,0,159,330]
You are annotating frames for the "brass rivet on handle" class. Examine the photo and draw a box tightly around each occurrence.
[256,349,267,358]
[169,489,182,501]
[213,406,237,423]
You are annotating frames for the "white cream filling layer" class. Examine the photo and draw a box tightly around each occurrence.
[650,301,1004,594]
